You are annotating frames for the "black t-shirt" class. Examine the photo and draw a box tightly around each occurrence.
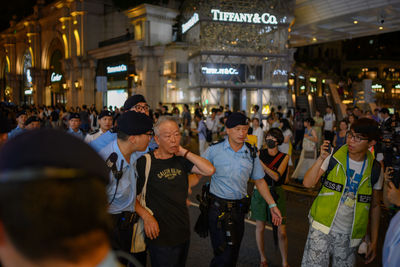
[259,149,287,186]
[136,152,194,246]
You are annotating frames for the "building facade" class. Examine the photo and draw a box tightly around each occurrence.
[0,0,295,114]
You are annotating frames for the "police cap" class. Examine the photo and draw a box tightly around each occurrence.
[24,116,40,126]
[98,110,113,119]
[117,111,153,136]
[226,112,249,129]
[0,129,109,184]
[123,94,147,111]
[16,110,27,118]
[69,113,80,120]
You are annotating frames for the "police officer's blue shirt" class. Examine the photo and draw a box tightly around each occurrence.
[67,127,85,140]
[203,139,264,200]
[97,251,119,267]
[99,139,146,214]
[8,126,25,139]
[383,210,400,267]
[90,131,117,152]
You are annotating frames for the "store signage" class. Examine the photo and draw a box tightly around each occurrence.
[182,13,199,34]
[107,64,127,74]
[25,89,33,95]
[273,69,288,76]
[210,9,278,25]
[395,84,400,89]
[51,72,63,82]
[372,84,383,89]
[201,66,239,75]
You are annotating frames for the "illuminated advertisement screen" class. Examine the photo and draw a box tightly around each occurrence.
[201,63,246,82]
[107,89,128,108]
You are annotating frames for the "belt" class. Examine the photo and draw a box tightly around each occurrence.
[210,193,245,209]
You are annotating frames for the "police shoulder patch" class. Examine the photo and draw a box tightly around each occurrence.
[89,129,99,135]
[210,139,225,146]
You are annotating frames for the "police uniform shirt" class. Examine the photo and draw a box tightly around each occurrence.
[8,126,25,139]
[90,131,117,152]
[84,128,106,143]
[99,139,145,214]
[203,139,265,200]
[67,127,85,140]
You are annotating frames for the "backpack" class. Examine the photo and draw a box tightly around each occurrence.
[205,128,213,143]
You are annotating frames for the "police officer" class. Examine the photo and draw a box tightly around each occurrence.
[98,111,153,266]
[24,116,41,130]
[203,112,282,266]
[67,113,85,140]
[90,94,149,152]
[0,129,121,266]
[8,110,27,139]
[85,110,113,143]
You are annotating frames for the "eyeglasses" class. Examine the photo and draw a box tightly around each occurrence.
[133,104,150,112]
[346,131,369,142]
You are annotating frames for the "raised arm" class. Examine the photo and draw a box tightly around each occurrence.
[303,140,330,188]
[176,146,215,176]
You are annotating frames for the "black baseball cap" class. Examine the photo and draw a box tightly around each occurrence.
[98,110,113,119]
[226,112,249,129]
[69,113,80,120]
[24,116,40,126]
[16,110,27,118]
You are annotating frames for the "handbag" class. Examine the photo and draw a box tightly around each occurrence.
[131,153,153,253]
[303,137,316,159]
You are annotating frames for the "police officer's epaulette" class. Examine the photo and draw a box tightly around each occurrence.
[89,129,99,135]
[245,142,257,158]
[209,139,225,146]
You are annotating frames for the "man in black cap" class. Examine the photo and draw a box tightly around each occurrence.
[202,112,282,266]
[8,110,27,139]
[67,113,85,140]
[98,111,153,266]
[24,116,41,130]
[91,94,149,152]
[85,110,114,143]
[0,129,120,267]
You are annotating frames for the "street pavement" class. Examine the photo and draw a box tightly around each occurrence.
[185,177,387,267]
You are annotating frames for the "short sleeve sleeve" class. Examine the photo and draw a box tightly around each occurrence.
[251,156,266,180]
[179,156,195,173]
[202,146,212,162]
[373,168,384,190]
[320,155,331,172]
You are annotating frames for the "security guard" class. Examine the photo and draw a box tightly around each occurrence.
[8,110,27,139]
[85,110,113,143]
[203,112,282,266]
[67,113,85,140]
[98,111,153,266]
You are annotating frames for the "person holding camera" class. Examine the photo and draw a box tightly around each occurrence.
[382,167,400,267]
[251,128,289,267]
[302,118,383,266]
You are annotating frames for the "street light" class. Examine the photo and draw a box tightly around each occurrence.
[74,80,80,90]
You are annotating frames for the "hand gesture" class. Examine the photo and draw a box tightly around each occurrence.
[175,146,188,157]
[270,206,282,226]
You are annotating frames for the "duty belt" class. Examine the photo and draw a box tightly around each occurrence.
[209,193,250,213]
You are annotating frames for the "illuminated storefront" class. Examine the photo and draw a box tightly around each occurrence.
[162,0,294,114]
[48,50,66,105]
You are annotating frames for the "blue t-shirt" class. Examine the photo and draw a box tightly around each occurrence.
[203,139,264,200]
[383,211,400,267]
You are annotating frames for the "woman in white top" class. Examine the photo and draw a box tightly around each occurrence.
[252,117,264,150]
[278,118,293,166]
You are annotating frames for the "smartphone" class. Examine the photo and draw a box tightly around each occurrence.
[326,143,331,153]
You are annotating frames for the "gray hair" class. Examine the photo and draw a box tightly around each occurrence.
[153,116,179,136]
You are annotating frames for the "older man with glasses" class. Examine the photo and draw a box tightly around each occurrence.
[302,118,383,267]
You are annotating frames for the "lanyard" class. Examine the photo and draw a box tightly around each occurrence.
[346,153,366,194]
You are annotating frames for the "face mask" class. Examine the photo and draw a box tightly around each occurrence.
[266,139,276,149]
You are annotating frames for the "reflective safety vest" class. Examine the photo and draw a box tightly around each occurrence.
[309,145,375,247]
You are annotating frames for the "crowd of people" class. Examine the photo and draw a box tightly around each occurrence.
[0,96,399,267]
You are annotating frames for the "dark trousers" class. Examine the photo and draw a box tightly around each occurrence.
[208,202,245,267]
[295,129,305,150]
[148,240,190,267]
[324,130,334,143]
[110,213,147,267]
